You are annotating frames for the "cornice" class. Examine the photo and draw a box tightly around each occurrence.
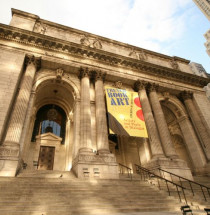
[0,24,209,88]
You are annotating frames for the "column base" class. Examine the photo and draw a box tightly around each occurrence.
[72,152,119,179]
[0,144,20,177]
[143,157,193,181]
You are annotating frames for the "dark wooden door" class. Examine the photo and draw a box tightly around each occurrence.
[38,146,55,170]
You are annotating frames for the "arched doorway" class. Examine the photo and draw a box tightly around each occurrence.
[32,104,67,170]
[161,101,194,171]
[22,74,78,171]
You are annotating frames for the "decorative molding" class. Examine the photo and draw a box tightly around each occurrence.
[0,24,209,87]
[73,154,116,165]
[0,147,19,160]
[113,81,123,89]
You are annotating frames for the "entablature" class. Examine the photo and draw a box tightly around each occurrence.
[0,23,209,89]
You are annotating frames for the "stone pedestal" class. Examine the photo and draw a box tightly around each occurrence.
[0,145,19,177]
[144,157,193,181]
[72,153,119,179]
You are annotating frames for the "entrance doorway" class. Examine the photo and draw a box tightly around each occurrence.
[38,146,55,170]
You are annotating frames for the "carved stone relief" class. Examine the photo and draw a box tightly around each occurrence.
[170,58,179,70]
[56,68,64,80]
[80,35,102,49]
[113,81,123,89]
[129,49,147,61]
[204,83,210,100]
[34,22,47,35]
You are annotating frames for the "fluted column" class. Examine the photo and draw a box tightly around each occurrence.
[181,91,210,161]
[94,70,109,154]
[178,116,207,169]
[148,84,177,158]
[19,90,36,156]
[72,99,81,158]
[3,55,40,150]
[79,67,92,153]
[134,80,164,158]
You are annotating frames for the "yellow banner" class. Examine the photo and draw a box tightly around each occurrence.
[105,87,148,137]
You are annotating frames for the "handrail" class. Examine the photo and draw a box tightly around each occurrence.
[157,167,210,201]
[118,163,132,180]
[135,164,187,204]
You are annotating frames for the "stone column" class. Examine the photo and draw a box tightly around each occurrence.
[181,91,210,161]
[79,67,92,153]
[72,99,80,159]
[19,90,36,156]
[94,70,109,154]
[148,84,177,158]
[3,55,40,148]
[178,116,207,170]
[134,80,164,158]
[0,55,40,176]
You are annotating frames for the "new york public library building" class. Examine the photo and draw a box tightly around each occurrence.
[0,9,210,180]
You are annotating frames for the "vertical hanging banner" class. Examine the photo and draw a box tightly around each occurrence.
[105,87,148,137]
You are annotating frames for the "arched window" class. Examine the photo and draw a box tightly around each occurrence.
[31,104,66,144]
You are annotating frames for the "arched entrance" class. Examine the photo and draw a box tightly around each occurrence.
[161,99,194,171]
[22,72,79,172]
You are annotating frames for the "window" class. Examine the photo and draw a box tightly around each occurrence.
[31,104,66,143]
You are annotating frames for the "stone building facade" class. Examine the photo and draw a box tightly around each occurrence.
[0,9,210,179]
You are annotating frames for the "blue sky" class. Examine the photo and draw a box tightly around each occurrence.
[0,0,209,73]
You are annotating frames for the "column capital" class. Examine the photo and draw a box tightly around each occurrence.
[78,67,91,79]
[92,70,106,82]
[180,90,193,101]
[25,54,41,70]
[148,83,159,93]
[134,80,148,91]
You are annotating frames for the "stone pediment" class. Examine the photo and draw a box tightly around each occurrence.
[36,132,62,142]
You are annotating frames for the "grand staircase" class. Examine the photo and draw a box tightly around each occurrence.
[0,170,209,215]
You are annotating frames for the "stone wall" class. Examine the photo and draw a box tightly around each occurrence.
[0,48,25,142]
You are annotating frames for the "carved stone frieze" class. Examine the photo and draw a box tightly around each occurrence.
[73,154,116,165]
[0,147,19,160]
